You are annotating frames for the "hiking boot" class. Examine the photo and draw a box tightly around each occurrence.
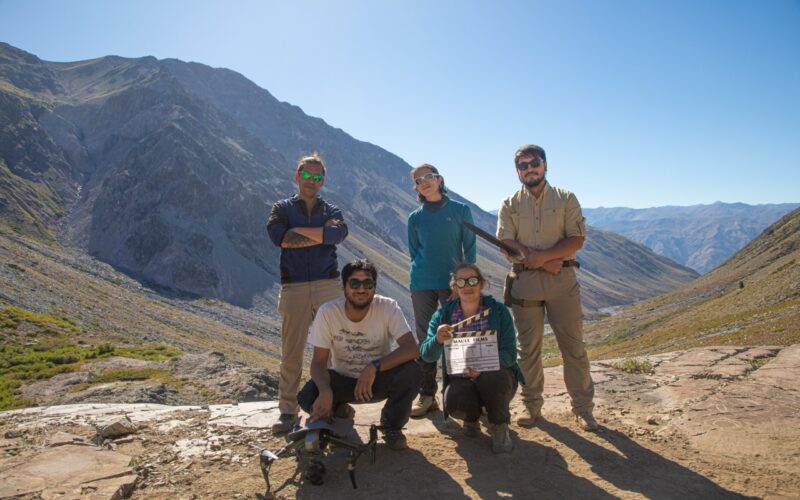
[410,395,438,418]
[491,423,513,453]
[333,403,356,420]
[515,407,541,428]
[575,411,600,432]
[463,420,480,437]
[382,430,408,450]
[271,413,299,435]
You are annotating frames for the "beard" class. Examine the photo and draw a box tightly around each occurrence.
[346,295,374,310]
[522,172,545,188]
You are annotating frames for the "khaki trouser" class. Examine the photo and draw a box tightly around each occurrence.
[510,267,594,414]
[277,278,342,415]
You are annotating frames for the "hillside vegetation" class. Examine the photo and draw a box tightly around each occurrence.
[0,229,282,366]
[541,208,800,366]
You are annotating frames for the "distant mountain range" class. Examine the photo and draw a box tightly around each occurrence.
[583,203,799,273]
[582,207,800,358]
[0,42,697,320]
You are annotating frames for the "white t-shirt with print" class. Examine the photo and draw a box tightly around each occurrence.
[308,295,414,378]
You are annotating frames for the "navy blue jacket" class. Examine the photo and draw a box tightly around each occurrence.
[266,195,348,284]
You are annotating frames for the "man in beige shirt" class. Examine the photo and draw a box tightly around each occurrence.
[496,144,598,431]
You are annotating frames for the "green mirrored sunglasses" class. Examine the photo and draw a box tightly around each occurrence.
[300,170,324,183]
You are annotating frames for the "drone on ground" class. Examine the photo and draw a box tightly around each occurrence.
[256,416,387,496]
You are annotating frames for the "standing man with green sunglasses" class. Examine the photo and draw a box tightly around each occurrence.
[267,152,349,434]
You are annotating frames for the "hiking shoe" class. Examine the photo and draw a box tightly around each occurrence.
[463,420,480,437]
[515,407,541,428]
[575,412,600,432]
[382,430,408,450]
[271,413,299,435]
[491,424,513,453]
[410,395,438,418]
[334,403,356,420]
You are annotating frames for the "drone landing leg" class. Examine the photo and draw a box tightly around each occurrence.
[348,451,358,488]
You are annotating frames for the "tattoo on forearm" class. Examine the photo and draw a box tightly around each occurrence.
[282,230,318,248]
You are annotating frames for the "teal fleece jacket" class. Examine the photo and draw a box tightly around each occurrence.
[408,197,477,291]
[419,295,524,395]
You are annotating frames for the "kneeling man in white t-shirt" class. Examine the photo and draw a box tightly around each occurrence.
[297,258,421,450]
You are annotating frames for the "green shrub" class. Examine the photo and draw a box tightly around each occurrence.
[96,344,115,356]
[0,306,79,335]
[0,334,181,410]
[611,358,654,374]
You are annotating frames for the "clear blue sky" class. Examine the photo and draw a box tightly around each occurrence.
[2,0,798,210]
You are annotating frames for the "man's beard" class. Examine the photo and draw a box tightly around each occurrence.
[522,173,545,188]
[346,295,374,310]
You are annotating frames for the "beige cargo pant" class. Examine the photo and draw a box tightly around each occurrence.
[277,278,342,415]
[510,267,594,415]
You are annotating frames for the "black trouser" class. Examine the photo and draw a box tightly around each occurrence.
[411,288,451,396]
[444,367,518,425]
[297,361,422,431]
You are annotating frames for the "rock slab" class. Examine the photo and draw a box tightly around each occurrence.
[0,444,136,499]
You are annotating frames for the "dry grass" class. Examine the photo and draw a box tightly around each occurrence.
[610,358,655,374]
[0,230,282,371]
[582,209,800,361]
[542,209,800,366]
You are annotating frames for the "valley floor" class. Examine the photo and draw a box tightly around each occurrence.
[2,344,798,499]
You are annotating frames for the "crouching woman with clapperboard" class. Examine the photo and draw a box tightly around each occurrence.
[419,263,524,453]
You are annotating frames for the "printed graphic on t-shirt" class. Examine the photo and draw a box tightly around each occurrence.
[331,328,385,377]
[308,295,413,379]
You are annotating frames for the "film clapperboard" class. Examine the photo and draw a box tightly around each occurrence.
[444,308,500,375]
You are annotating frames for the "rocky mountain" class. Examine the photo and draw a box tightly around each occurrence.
[584,202,800,273]
[0,42,697,318]
[578,207,800,361]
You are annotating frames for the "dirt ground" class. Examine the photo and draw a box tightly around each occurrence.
[2,345,799,499]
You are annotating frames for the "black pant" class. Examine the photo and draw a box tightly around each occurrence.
[444,367,518,425]
[411,289,451,396]
[297,361,422,431]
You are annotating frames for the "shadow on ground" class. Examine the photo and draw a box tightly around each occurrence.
[537,419,750,499]
[449,423,615,499]
[287,444,468,499]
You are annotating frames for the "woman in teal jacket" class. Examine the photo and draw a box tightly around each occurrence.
[408,163,476,417]
[419,263,523,453]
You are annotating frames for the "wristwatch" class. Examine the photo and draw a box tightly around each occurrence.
[371,359,382,371]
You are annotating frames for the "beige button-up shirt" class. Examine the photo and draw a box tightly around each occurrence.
[496,182,586,259]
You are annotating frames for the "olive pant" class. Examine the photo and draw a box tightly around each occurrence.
[277,278,342,415]
[510,268,594,414]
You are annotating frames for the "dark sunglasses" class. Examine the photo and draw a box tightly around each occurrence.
[414,172,440,185]
[300,170,324,183]
[454,276,481,288]
[347,278,375,290]
[516,158,543,171]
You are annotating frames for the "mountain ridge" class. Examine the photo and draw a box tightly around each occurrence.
[0,41,697,318]
[584,202,799,273]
